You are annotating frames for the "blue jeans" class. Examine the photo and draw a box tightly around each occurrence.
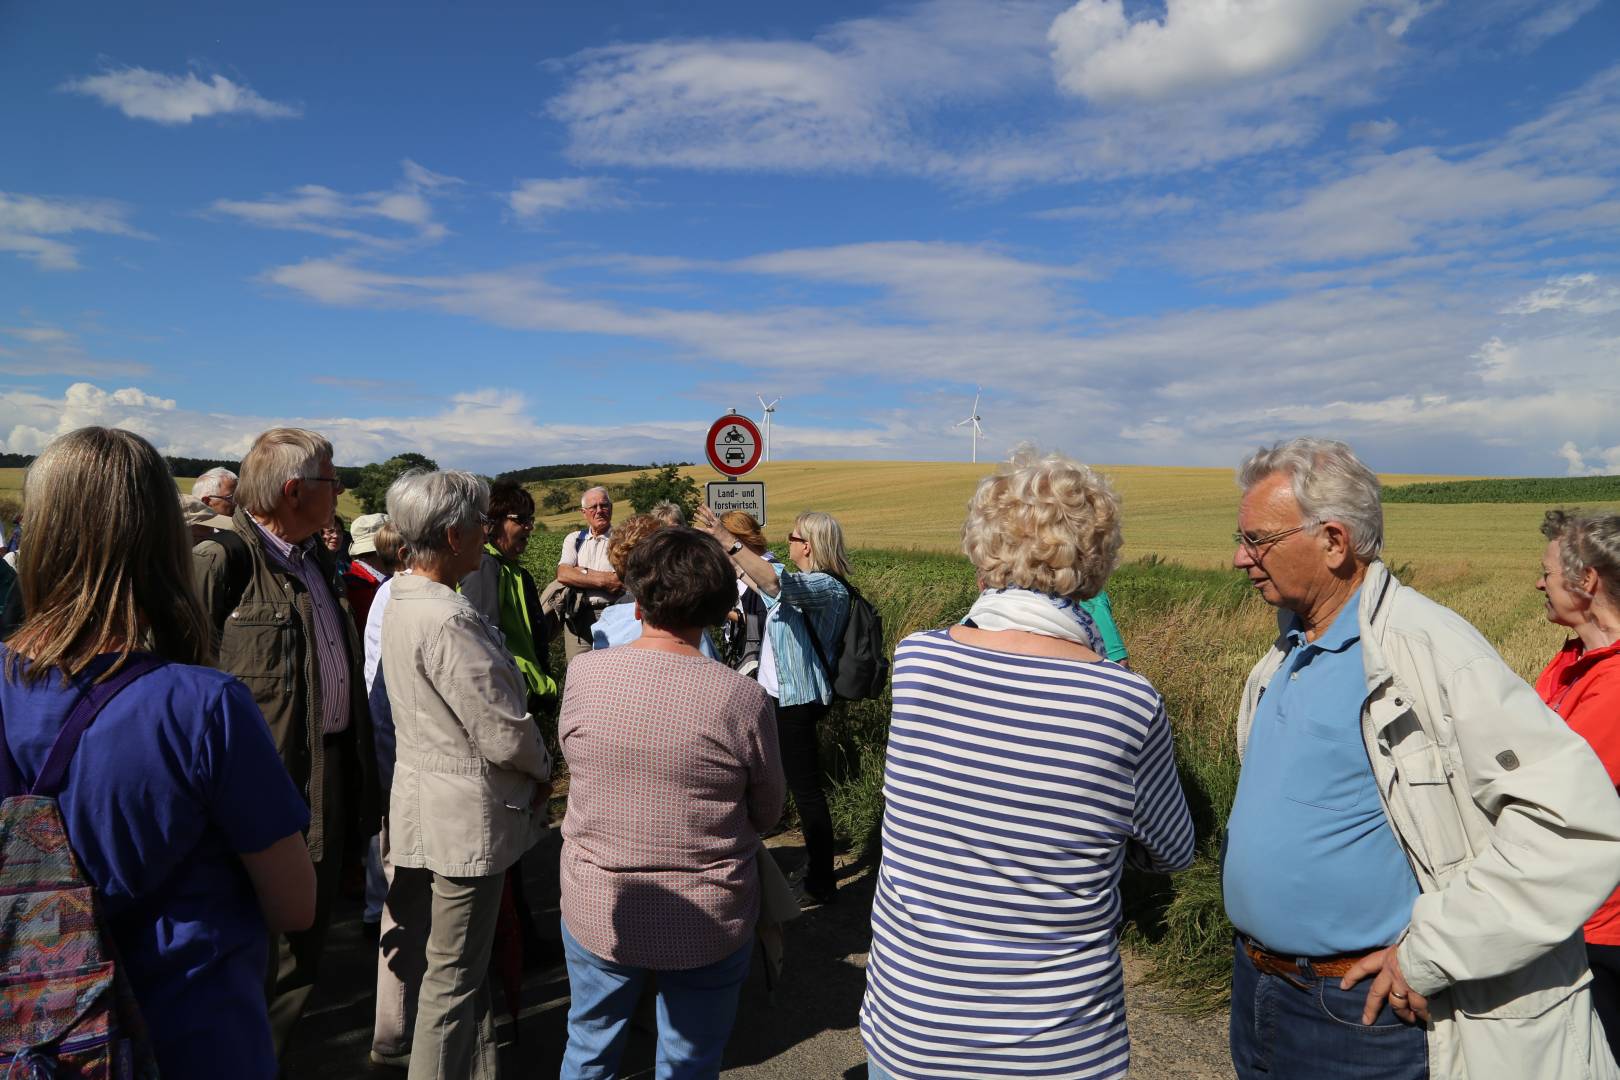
[1230,936,1428,1079]
[866,1061,897,1079]
[559,918,752,1080]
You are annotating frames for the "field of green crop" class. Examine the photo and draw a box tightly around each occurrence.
[1385,475,1620,504]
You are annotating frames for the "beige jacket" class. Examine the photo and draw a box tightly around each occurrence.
[381,573,551,877]
[1238,561,1620,1080]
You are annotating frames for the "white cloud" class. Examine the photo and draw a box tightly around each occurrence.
[1515,0,1601,44]
[209,160,459,246]
[1047,0,1379,103]
[1192,148,1611,271]
[61,66,300,125]
[1349,117,1400,143]
[1558,440,1620,477]
[0,323,152,378]
[550,0,1055,174]
[0,192,144,271]
[507,178,627,223]
[1032,193,1197,220]
[1503,273,1620,317]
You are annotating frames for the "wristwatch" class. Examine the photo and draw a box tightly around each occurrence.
[727,540,744,555]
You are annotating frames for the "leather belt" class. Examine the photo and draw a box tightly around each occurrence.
[1244,938,1378,981]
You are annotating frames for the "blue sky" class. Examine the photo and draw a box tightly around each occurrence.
[3,0,1618,475]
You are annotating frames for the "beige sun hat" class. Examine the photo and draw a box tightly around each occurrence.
[179,493,233,531]
[349,512,388,556]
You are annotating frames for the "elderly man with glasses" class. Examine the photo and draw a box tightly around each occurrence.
[1223,437,1620,1080]
[193,427,379,1064]
[552,485,623,662]
[193,465,239,522]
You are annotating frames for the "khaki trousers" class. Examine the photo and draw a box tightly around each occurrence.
[407,871,504,1080]
[373,825,431,1059]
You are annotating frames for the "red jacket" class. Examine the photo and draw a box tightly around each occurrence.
[1538,636,1620,944]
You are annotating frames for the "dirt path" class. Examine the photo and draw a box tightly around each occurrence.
[286,830,1233,1078]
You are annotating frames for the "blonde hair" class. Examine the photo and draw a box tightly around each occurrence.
[608,513,668,578]
[962,448,1122,600]
[237,427,334,516]
[794,511,851,577]
[9,427,213,684]
[720,511,767,554]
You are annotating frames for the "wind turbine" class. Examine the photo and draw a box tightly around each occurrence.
[956,388,985,464]
[758,395,780,462]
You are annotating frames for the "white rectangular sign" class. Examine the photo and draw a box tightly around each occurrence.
[705,481,766,526]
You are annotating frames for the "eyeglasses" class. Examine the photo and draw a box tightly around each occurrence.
[203,493,236,507]
[301,475,345,494]
[583,503,611,513]
[788,534,806,544]
[1233,521,1317,556]
[506,514,535,527]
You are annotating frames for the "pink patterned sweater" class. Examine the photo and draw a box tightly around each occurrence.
[559,648,785,969]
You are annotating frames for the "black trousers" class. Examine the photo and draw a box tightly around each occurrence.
[774,701,835,894]
[1589,942,1620,1064]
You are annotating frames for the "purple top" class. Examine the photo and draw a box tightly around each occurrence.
[250,517,352,735]
[0,649,310,1080]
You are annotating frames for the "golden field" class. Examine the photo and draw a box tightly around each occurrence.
[535,459,1619,680]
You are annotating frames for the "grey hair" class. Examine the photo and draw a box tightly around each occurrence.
[648,500,687,526]
[237,428,333,516]
[192,466,237,500]
[580,485,611,509]
[1238,438,1383,560]
[386,468,489,562]
[1542,509,1620,605]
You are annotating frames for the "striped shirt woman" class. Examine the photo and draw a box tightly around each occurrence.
[861,628,1195,1078]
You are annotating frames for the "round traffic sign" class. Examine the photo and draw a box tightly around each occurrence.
[706,413,763,477]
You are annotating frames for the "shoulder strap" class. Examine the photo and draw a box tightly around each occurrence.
[0,653,165,799]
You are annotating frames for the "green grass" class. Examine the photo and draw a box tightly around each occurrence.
[1383,475,1620,504]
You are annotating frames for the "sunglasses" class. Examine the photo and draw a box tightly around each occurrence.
[505,514,535,527]
[788,534,806,544]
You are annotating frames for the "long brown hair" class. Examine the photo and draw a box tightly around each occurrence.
[8,427,214,684]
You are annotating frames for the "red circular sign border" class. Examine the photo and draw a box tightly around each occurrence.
[706,414,764,477]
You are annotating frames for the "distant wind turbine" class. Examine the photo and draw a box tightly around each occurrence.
[758,395,780,462]
[956,389,985,464]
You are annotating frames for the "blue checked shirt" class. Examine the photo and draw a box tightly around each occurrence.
[761,565,850,707]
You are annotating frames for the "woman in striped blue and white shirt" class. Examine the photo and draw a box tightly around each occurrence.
[860,449,1196,1079]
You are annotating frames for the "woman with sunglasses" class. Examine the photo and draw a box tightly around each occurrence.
[462,479,557,714]
[695,507,851,906]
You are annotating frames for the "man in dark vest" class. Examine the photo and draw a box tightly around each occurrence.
[193,427,379,1061]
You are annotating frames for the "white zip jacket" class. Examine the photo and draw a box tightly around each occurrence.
[1237,561,1620,1080]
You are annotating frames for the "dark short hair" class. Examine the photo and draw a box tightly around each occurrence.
[625,527,736,633]
[488,479,535,522]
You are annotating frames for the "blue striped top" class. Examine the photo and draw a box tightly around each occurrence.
[861,629,1196,1079]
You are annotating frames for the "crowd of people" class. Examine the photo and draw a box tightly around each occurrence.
[0,424,1617,1079]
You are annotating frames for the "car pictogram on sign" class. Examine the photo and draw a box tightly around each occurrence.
[725,447,746,464]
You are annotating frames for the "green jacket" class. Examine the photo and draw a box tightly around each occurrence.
[193,510,379,862]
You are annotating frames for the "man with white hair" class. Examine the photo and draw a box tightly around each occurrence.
[192,465,239,523]
[552,485,621,661]
[1223,437,1620,1080]
[194,428,378,1062]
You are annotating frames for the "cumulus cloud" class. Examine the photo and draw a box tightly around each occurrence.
[61,66,300,124]
[507,178,627,223]
[1559,440,1620,477]
[1047,0,1379,103]
[0,191,144,271]
[209,160,459,246]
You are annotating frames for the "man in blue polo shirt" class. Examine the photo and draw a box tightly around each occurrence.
[1223,438,1620,1080]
